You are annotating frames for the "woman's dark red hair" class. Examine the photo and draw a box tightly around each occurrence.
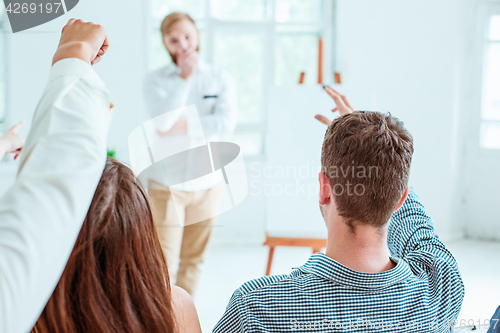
[32,158,176,333]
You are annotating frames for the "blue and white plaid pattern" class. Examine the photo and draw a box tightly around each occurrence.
[213,187,464,332]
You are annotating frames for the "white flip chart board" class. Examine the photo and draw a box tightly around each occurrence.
[265,85,372,239]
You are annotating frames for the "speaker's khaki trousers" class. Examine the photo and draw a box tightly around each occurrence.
[148,180,223,296]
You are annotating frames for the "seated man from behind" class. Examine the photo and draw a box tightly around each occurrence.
[214,88,464,333]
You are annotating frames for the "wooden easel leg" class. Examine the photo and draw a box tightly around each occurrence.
[312,247,322,254]
[265,246,275,276]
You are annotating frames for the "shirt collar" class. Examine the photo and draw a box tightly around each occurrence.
[295,252,414,290]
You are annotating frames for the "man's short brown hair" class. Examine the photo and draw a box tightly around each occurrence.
[321,111,413,230]
[160,12,196,36]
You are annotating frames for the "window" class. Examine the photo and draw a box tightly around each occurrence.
[480,13,500,149]
[147,0,335,156]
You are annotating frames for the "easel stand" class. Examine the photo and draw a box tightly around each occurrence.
[264,232,326,275]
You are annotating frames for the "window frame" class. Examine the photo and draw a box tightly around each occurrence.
[475,2,500,153]
[146,0,336,158]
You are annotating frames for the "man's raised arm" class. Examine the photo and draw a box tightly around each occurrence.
[387,186,464,322]
[0,19,112,333]
[316,88,464,326]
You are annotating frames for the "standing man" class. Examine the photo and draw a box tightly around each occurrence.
[143,12,238,297]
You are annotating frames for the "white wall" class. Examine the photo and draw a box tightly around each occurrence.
[335,0,468,241]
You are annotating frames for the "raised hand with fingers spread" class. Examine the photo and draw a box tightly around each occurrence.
[314,86,355,126]
[0,121,25,160]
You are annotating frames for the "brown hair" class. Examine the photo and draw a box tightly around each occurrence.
[32,158,176,333]
[321,111,413,230]
[161,12,196,36]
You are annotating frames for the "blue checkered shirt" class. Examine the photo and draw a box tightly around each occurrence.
[213,187,464,332]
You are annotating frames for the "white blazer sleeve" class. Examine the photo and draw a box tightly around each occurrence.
[0,58,113,333]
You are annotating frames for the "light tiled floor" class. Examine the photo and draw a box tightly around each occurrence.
[194,239,500,332]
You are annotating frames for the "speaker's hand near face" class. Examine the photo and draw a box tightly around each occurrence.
[315,87,355,126]
[52,19,110,66]
[177,49,199,80]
